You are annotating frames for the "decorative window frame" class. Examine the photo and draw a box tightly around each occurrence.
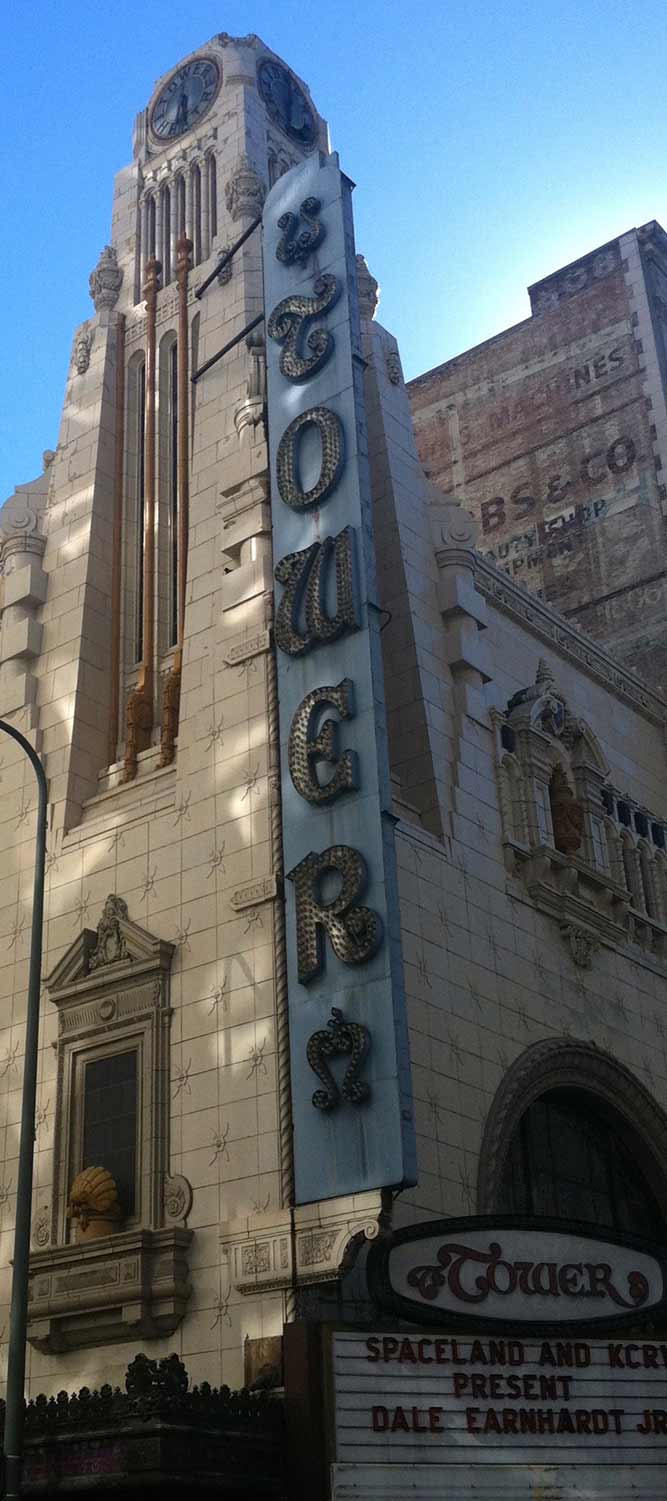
[492,660,667,964]
[28,895,192,1353]
[478,1037,667,1216]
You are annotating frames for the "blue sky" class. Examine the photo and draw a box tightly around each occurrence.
[2,0,666,500]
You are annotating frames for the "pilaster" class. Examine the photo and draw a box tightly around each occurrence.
[362,311,453,839]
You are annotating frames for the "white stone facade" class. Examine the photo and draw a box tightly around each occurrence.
[0,33,666,1428]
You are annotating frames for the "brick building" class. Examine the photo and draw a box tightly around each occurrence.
[0,31,666,1499]
[408,227,667,690]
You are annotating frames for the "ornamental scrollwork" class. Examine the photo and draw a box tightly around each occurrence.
[224,155,266,222]
[32,1206,51,1249]
[89,895,130,971]
[385,350,401,385]
[73,329,92,375]
[306,1007,371,1111]
[276,196,324,267]
[163,1173,193,1226]
[89,245,123,312]
[267,273,340,382]
[560,923,599,968]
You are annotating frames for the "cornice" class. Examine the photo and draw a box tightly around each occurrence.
[471,552,667,726]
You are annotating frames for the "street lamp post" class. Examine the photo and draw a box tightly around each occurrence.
[0,721,47,1500]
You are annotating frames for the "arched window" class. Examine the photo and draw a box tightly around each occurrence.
[498,1090,663,1239]
[147,196,156,260]
[208,154,217,242]
[480,1039,667,1239]
[157,332,179,652]
[190,163,202,265]
[168,338,178,646]
[621,831,644,910]
[639,841,660,920]
[161,185,172,285]
[125,355,146,666]
[176,175,186,237]
[134,205,142,305]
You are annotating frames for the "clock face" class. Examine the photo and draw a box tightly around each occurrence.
[257,59,316,147]
[150,57,220,142]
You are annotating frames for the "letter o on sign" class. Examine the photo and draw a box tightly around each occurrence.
[277,405,344,511]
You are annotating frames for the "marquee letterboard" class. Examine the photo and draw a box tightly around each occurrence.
[332,1328,667,1478]
[262,153,416,1204]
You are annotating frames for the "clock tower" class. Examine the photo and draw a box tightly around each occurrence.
[0,31,429,1395]
[19,33,328,811]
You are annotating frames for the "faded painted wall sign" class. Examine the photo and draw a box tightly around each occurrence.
[263,153,416,1204]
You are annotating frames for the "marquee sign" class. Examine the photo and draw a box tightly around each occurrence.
[367,1217,667,1333]
[331,1327,667,1484]
[262,153,416,1204]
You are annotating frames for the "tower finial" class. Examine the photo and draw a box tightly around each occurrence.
[535,658,555,688]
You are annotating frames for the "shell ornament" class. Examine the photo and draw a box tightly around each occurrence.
[68,1166,121,1231]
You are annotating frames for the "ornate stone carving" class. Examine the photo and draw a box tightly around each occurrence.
[89,895,130,971]
[432,495,479,552]
[385,349,401,385]
[33,1206,50,1249]
[474,555,666,725]
[68,1166,121,1239]
[478,1037,667,1215]
[216,244,234,285]
[298,1230,338,1267]
[549,765,584,856]
[267,273,340,382]
[42,449,56,470]
[89,244,123,312]
[216,31,261,47]
[122,683,153,781]
[229,875,277,910]
[159,660,181,767]
[222,1190,391,1295]
[356,254,379,320]
[224,155,266,221]
[241,1243,271,1276]
[560,923,599,968]
[222,627,271,666]
[233,329,266,439]
[306,1007,371,1111]
[28,1227,192,1352]
[507,658,566,737]
[73,328,92,374]
[163,1173,193,1226]
[0,493,41,544]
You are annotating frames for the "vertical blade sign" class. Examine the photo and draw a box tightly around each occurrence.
[263,152,416,1204]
